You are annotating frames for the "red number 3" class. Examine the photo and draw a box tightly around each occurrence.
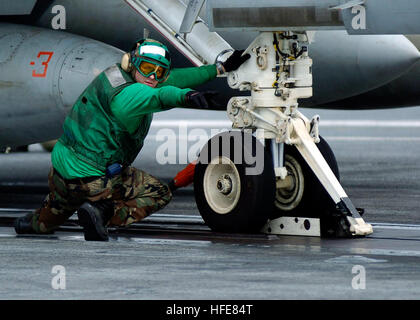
[32,52,54,78]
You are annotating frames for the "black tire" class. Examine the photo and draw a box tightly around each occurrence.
[270,136,340,219]
[194,131,275,233]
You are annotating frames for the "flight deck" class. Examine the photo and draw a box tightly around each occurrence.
[0,107,419,299]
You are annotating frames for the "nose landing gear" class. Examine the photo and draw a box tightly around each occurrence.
[194,31,373,237]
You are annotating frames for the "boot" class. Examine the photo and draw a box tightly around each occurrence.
[15,213,56,235]
[168,161,197,192]
[14,213,36,234]
[77,200,114,241]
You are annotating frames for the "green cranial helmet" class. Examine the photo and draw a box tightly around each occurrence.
[131,39,171,82]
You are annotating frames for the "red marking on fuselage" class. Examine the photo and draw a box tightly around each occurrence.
[32,52,54,78]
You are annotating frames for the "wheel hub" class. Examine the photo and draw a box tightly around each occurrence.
[275,154,305,211]
[203,156,241,215]
[217,175,233,195]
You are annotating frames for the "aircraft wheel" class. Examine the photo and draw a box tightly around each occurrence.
[271,136,340,219]
[194,131,275,233]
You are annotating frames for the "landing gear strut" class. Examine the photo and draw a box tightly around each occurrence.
[194,31,373,237]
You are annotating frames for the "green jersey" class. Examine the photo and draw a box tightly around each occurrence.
[52,64,217,179]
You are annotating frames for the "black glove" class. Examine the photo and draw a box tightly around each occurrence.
[185,91,221,109]
[222,50,251,73]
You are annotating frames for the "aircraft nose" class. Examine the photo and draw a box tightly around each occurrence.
[310,31,420,105]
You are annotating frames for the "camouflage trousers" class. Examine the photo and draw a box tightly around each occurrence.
[31,167,172,233]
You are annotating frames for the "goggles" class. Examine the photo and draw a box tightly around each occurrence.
[136,59,169,82]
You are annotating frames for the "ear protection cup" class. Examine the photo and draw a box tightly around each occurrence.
[121,52,133,72]
[121,42,144,73]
